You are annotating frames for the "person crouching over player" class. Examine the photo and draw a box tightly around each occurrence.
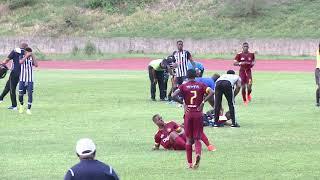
[152,114,216,151]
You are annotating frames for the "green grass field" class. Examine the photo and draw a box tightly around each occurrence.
[0,70,320,180]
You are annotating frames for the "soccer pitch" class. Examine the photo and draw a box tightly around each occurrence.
[0,70,319,180]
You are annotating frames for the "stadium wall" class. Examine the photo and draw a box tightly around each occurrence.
[0,37,318,56]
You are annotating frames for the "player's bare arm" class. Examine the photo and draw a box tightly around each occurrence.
[31,54,38,67]
[152,143,160,150]
[151,67,157,84]
[233,60,241,66]
[2,58,10,65]
[19,52,32,64]
[198,87,214,111]
[172,89,183,104]
[234,80,241,96]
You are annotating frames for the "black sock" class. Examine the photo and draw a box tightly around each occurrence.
[317,88,319,104]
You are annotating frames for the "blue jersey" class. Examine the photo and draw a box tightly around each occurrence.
[187,61,204,71]
[195,77,215,89]
[64,160,119,180]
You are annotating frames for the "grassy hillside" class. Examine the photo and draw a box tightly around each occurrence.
[0,0,319,38]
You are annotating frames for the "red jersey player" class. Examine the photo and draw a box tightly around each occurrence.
[152,114,216,151]
[234,42,255,105]
[172,69,214,169]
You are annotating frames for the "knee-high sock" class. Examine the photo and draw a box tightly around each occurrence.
[248,87,252,95]
[186,144,192,164]
[242,88,246,102]
[19,92,23,105]
[201,132,210,147]
[195,140,202,156]
[27,91,33,109]
[317,88,320,104]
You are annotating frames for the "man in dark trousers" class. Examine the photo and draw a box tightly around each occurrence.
[64,138,119,180]
[213,70,241,128]
[0,42,28,110]
[148,58,172,101]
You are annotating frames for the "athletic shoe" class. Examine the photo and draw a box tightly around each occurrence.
[247,94,252,102]
[187,163,193,169]
[0,99,3,103]
[26,109,32,115]
[8,106,17,110]
[151,98,156,101]
[231,123,240,128]
[213,124,219,128]
[193,155,201,169]
[207,145,216,151]
[19,105,24,113]
[316,103,320,107]
[243,100,249,106]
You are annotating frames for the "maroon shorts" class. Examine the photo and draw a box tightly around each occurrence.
[239,69,252,85]
[184,111,203,140]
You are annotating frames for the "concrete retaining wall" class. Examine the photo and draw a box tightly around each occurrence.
[0,37,318,56]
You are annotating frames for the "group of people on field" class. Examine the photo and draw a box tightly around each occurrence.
[0,42,38,115]
[149,40,256,169]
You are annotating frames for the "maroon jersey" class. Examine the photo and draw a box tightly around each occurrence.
[178,81,209,112]
[154,121,181,149]
[235,52,255,70]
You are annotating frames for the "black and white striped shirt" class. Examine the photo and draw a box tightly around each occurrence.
[20,56,34,82]
[172,50,192,77]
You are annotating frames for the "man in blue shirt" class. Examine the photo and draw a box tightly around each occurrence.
[0,42,28,110]
[64,138,119,180]
[195,73,220,108]
[187,60,204,77]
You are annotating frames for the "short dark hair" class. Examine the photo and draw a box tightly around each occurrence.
[177,40,183,44]
[25,47,32,52]
[227,70,235,74]
[212,73,220,82]
[243,42,249,46]
[187,69,197,79]
[152,114,159,122]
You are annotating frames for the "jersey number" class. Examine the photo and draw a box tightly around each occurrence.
[190,91,197,104]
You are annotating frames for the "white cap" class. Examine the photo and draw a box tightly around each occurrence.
[76,138,96,157]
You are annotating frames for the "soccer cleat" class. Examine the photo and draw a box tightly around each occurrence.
[151,98,156,101]
[243,100,249,106]
[187,163,193,169]
[26,109,32,115]
[247,94,252,102]
[207,145,216,152]
[231,123,240,128]
[316,103,320,107]
[193,155,201,169]
[8,106,18,111]
[19,105,24,113]
[0,99,3,103]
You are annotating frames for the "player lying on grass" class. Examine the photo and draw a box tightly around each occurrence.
[203,108,232,127]
[152,114,216,151]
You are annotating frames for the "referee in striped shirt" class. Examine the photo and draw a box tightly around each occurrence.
[172,40,195,85]
[168,40,195,101]
[18,47,38,115]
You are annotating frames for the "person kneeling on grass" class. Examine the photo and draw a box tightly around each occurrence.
[152,114,216,151]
